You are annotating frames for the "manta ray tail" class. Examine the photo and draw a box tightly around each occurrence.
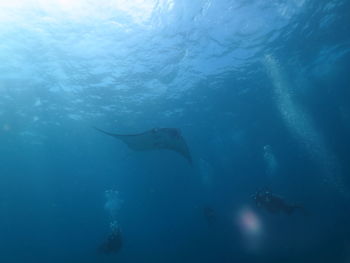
[93,127,119,138]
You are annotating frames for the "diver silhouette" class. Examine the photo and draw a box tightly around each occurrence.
[253,189,307,215]
[203,206,216,226]
[99,221,123,254]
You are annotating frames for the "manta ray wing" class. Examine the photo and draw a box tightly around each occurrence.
[94,127,192,163]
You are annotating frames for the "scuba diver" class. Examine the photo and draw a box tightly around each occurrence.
[98,221,123,254]
[253,189,307,215]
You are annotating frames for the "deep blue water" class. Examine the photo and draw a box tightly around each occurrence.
[0,0,350,262]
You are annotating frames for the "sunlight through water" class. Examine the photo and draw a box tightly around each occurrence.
[0,0,166,24]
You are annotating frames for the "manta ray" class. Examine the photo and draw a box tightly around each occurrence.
[94,127,192,163]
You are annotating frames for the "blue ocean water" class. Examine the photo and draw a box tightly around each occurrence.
[0,0,349,262]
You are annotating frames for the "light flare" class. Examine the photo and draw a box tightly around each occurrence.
[237,207,262,235]
[236,207,264,252]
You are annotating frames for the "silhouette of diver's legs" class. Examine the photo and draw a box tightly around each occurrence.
[285,205,308,215]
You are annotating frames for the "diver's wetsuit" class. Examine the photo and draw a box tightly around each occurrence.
[253,190,304,215]
[99,228,122,254]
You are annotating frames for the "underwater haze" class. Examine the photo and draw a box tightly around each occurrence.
[0,0,350,262]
